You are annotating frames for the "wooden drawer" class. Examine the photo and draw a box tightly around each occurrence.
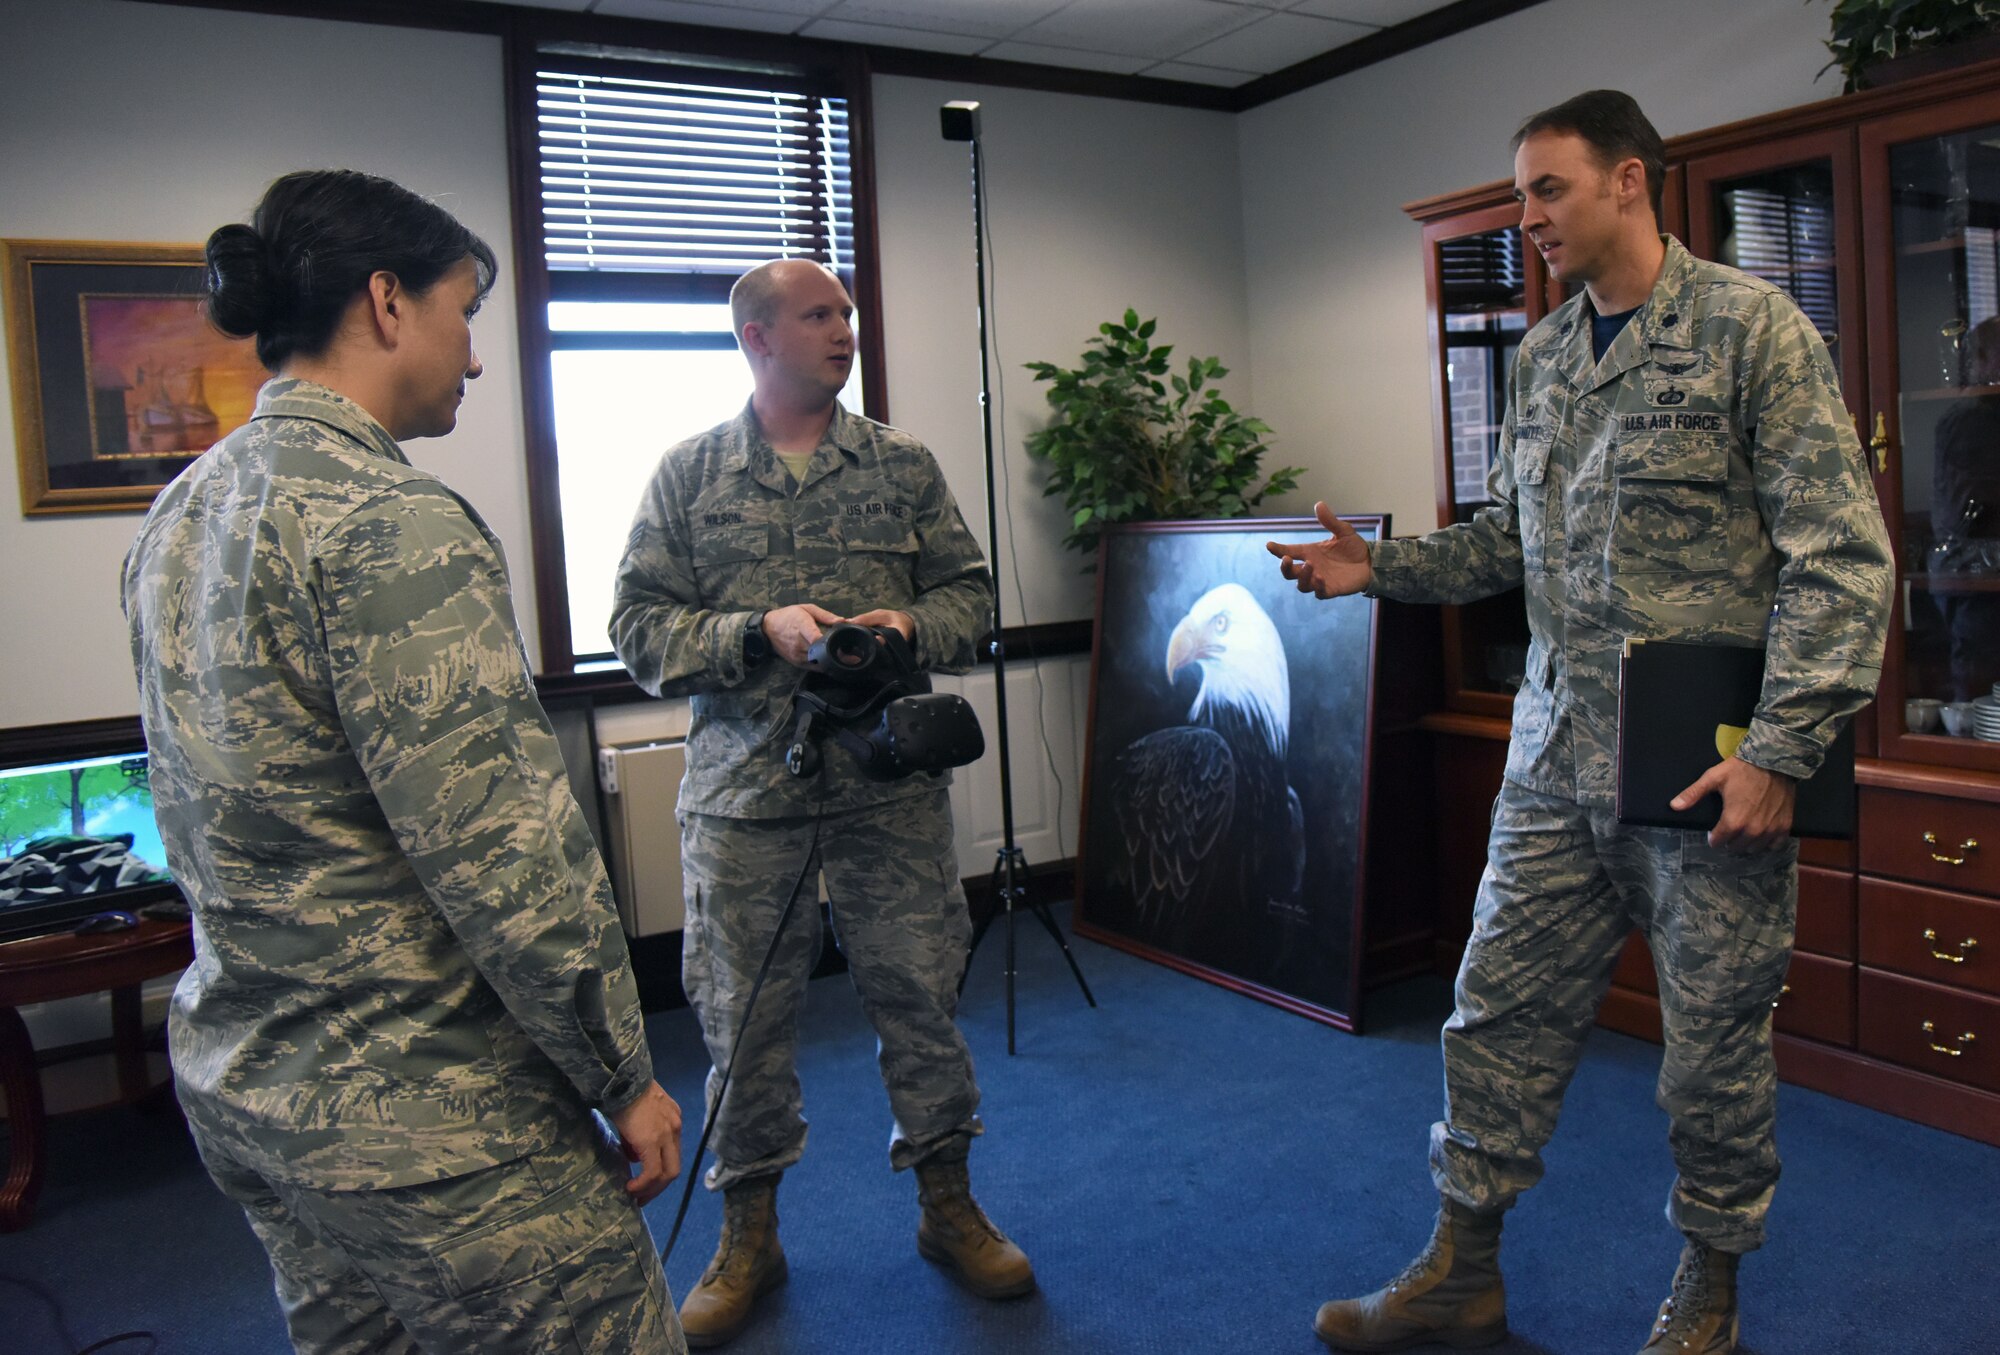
[1859,878,2000,998]
[1605,862,1851,991]
[1858,788,2000,898]
[1797,866,1855,959]
[1800,836,1855,871]
[1858,969,2000,1095]
[1609,936,1852,1046]
[1773,952,1854,1047]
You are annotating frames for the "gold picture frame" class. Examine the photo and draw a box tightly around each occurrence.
[4,239,264,515]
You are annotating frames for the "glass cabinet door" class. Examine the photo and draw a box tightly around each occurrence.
[1688,131,1866,409]
[1864,90,2000,767]
[1688,133,1876,757]
[1422,200,1550,717]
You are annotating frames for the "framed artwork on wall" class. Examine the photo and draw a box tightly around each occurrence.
[1073,515,1389,1031]
[3,239,264,515]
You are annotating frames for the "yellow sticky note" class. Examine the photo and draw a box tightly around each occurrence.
[1715,723,1748,761]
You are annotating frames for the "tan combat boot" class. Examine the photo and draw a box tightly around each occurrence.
[914,1156,1036,1298]
[1313,1197,1507,1351]
[1637,1239,1739,1354]
[678,1175,787,1348]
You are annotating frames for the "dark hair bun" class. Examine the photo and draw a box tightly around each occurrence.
[203,222,273,339]
[204,170,496,370]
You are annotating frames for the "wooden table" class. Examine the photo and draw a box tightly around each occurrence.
[0,916,193,1230]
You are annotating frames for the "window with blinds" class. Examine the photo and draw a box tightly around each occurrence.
[1438,225,1528,513]
[535,67,853,278]
[515,49,873,671]
[1439,230,1525,313]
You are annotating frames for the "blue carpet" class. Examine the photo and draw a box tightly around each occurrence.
[2,908,1994,1354]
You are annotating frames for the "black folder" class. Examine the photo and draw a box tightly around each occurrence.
[1615,639,1855,839]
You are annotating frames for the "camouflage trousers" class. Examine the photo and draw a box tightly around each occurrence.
[680,789,983,1191]
[1431,780,1797,1254]
[196,1110,684,1354]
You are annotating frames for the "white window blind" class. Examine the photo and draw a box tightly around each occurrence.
[536,67,853,275]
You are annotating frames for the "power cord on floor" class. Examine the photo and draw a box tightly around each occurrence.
[0,1274,158,1354]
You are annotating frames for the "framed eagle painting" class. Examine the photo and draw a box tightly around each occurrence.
[1074,515,1389,1032]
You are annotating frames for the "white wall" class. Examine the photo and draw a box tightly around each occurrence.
[872,74,1251,631]
[1235,0,1845,537]
[0,0,527,727]
[0,3,1248,730]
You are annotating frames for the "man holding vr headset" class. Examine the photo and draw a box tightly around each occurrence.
[611,259,1032,1347]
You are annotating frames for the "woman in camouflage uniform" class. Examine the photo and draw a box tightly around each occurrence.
[123,170,686,1354]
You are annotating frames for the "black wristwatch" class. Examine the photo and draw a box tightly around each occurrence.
[742,612,772,669]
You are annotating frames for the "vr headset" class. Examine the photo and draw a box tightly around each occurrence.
[784,623,985,781]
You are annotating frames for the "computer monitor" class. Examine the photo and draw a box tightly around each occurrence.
[0,744,179,940]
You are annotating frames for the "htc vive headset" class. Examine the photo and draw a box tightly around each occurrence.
[784,623,985,781]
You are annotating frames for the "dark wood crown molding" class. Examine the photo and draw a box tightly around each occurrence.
[1230,0,1551,111]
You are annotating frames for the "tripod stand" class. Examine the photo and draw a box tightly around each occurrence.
[941,100,1096,1054]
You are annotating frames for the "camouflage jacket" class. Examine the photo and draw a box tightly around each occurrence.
[1368,237,1894,808]
[122,378,653,1190]
[611,401,995,818]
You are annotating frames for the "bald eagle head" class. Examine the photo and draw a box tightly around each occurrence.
[1165,583,1291,756]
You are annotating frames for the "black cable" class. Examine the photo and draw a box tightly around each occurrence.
[659,781,827,1264]
[0,1274,158,1354]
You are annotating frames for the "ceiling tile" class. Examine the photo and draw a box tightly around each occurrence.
[798,17,992,53]
[816,1,1068,41]
[1013,0,1261,61]
[1285,0,1439,26]
[1174,10,1371,72]
[592,0,812,29]
[1140,60,1256,85]
[976,40,1155,75]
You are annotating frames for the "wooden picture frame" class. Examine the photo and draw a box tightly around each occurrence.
[4,239,264,515]
[1073,515,1388,1031]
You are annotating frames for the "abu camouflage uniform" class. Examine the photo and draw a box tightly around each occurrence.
[611,401,995,1189]
[123,378,680,1353]
[1365,238,1893,1252]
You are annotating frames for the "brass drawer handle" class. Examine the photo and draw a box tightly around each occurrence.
[1771,983,1792,1011]
[1923,832,1978,866]
[1922,1021,1976,1057]
[1923,928,1979,964]
[1870,412,1891,475]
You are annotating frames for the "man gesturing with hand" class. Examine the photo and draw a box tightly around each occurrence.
[1275,92,1891,1355]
